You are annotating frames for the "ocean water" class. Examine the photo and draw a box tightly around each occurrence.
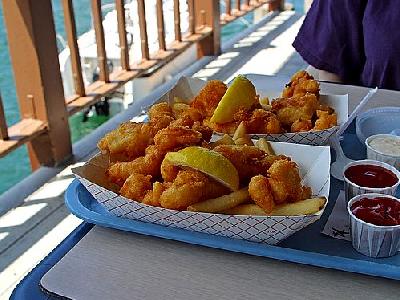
[0,0,297,196]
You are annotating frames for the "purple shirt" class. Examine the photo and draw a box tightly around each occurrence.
[293,0,400,91]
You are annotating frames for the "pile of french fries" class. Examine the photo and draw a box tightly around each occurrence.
[188,124,327,216]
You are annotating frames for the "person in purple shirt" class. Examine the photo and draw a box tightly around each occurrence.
[293,0,400,91]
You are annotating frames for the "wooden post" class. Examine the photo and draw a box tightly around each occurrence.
[0,94,8,140]
[62,0,85,96]
[194,0,221,57]
[137,0,150,61]
[173,0,182,42]
[188,0,195,35]
[226,0,231,15]
[116,0,130,70]
[156,0,166,51]
[91,0,109,82]
[2,0,72,169]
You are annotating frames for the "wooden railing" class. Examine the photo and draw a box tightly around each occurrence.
[0,0,283,170]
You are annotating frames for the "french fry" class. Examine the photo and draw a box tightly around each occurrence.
[235,137,254,146]
[256,138,275,155]
[269,197,327,216]
[211,134,235,147]
[233,121,246,141]
[223,197,327,216]
[260,96,270,106]
[187,188,250,213]
[223,204,267,216]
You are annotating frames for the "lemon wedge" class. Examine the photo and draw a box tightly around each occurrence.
[210,75,257,123]
[164,146,239,191]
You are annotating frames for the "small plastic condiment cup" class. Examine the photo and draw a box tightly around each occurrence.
[343,159,400,203]
[365,134,400,170]
[347,193,400,258]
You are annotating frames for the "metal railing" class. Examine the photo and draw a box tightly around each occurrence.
[0,0,282,170]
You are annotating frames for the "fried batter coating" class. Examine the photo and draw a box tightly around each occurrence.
[148,102,174,121]
[97,122,150,160]
[142,182,169,207]
[204,119,239,134]
[160,158,179,182]
[159,169,229,210]
[267,160,303,204]
[190,80,227,117]
[291,119,313,132]
[214,145,289,184]
[154,126,203,151]
[107,145,167,185]
[313,110,337,131]
[120,173,152,201]
[192,122,213,141]
[272,93,319,128]
[282,70,320,98]
[98,112,174,161]
[249,175,275,213]
[239,109,283,134]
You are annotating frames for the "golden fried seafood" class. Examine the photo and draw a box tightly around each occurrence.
[213,145,288,183]
[313,110,337,131]
[267,160,303,204]
[107,145,166,185]
[148,102,174,121]
[97,122,150,160]
[239,109,283,134]
[282,70,320,98]
[159,169,228,210]
[291,119,313,132]
[120,173,152,201]
[190,80,227,117]
[142,182,169,207]
[160,158,179,182]
[249,175,275,213]
[204,119,240,135]
[154,126,204,151]
[272,93,319,128]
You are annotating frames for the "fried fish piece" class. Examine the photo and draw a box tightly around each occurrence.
[240,109,283,134]
[267,159,303,204]
[107,145,167,185]
[154,126,203,151]
[159,169,229,210]
[282,70,320,98]
[142,181,169,207]
[190,80,227,117]
[120,173,152,201]
[214,145,289,184]
[249,175,275,213]
[313,110,337,131]
[148,102,174,121]
[272,93,319,128]
[291,119,313,132]
[97,122,150,160]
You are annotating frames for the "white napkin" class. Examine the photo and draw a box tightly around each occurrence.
[322,191,351,241]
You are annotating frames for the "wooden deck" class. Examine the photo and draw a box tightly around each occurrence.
[0,10,307,299]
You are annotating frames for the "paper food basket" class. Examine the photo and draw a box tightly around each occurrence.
[73,142,331,245]
[158,77,348,145]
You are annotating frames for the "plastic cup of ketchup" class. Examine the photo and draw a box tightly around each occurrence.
[343,160,400,203]
[347,193,400,258]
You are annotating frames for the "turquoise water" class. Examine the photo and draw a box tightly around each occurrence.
[0,1,297,196]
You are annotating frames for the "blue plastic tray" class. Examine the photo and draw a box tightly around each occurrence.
[65,178,400,280]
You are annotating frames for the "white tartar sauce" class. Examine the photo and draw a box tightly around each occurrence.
[369,136,400,156]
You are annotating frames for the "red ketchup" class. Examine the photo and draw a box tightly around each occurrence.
[351,197,400,226]
[344,164,398,188]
